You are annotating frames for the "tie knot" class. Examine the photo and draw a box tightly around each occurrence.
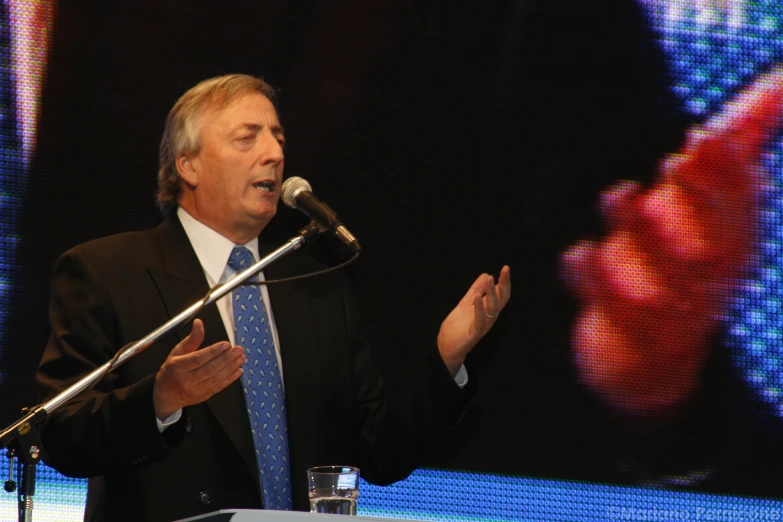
[227,246,256,272]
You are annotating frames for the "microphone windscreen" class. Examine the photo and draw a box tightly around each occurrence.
[281,176,313,208]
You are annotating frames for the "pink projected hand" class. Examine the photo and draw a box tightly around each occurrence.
[561,67,783,417]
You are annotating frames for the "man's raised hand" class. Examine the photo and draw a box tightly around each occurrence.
[152,319,246,421]
[437,266,512,376]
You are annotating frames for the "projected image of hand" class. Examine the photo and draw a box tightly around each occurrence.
[560,66,783,417]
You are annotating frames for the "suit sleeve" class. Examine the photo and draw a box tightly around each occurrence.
[343,277,476,485]
[36,249,183,478]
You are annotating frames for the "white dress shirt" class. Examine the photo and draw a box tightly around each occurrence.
[158,206,466,430]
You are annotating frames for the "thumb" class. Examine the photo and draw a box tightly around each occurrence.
[171,318,205,356]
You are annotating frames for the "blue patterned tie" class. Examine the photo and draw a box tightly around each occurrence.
[227,246,293,510]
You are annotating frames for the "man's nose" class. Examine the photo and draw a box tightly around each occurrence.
[259,133,284,165]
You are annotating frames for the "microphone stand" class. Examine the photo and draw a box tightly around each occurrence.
[0,222,323,522]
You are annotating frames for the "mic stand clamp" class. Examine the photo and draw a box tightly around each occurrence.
[5,408,42,522]
[297,219,328,242]
[4,448,16,493]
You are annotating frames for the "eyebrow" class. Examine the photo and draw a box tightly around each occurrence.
[234,123,286,136]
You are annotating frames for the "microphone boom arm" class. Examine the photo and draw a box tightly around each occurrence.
[0,233,307,449]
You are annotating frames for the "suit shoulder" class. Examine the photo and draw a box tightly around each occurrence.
[267,248,351,292]
[285,250,330,272]
[63,227,158,267]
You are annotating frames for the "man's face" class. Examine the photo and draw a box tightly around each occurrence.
[183,91,285,242]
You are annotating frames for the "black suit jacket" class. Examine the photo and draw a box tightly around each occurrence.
[36,215,472,522]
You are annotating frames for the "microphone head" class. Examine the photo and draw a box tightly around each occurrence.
[281,176,313,208]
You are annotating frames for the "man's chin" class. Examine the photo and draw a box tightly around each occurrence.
[249,207,277,230]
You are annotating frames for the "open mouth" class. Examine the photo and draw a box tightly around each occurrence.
[253,180,276,192]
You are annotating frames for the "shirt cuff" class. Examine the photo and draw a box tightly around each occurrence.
[454,364,468,388]
[156,409,182,433]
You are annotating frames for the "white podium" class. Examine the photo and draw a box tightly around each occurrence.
[176,510,403,522]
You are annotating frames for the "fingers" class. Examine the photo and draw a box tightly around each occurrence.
[212,365,245,395]
[473,266,512,323]
[639,183,709,264]
[473,288,487,328]
[600,231,665,303]
[483,275,499,319]
[599,180,643,230]
[560,240,599,302]
[193,345,246,394]
[174,339,232,373]
[191,345,245,385]
[464,272,491,305]
[485,266,512,316]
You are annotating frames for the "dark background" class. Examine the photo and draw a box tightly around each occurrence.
[7,0,777,497]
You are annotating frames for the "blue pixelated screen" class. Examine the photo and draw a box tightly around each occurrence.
[3,1,783,521]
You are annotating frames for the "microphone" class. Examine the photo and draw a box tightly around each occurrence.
[281,176,361,252]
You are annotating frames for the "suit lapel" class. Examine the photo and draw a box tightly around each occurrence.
[147,216,261,494]
[262,245,322,482]
[261,243,318,383]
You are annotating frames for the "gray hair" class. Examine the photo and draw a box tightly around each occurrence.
[156,74,277,216]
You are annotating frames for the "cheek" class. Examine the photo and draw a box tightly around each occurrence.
[198,152,253,198]
[201,162,232,191]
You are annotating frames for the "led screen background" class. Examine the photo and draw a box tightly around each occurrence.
[2,1,783,520]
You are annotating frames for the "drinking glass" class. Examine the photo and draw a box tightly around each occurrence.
[307,466,360,515]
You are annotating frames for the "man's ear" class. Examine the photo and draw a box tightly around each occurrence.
[176,155,199,187]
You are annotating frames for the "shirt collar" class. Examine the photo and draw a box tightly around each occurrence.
[177,206,260,284]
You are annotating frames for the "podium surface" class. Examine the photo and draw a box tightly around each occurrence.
[177,509,401,522]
